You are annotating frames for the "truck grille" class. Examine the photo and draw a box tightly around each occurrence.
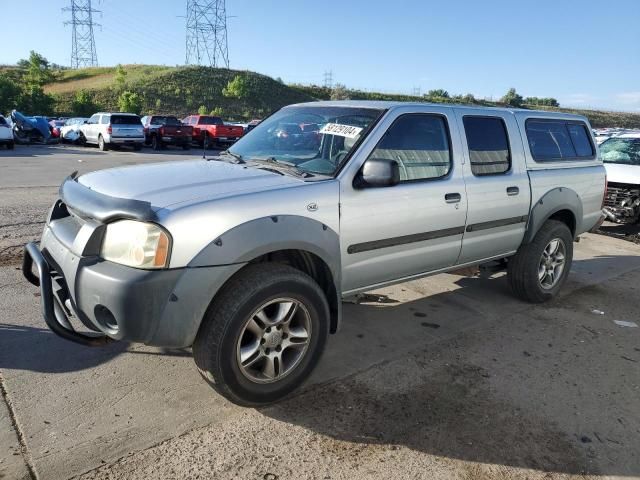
[605,182,640,208]
[604,182,640,223]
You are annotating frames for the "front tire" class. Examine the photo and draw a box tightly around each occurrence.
[151,135,161,150]
[193,263,330,406]
[6,142,14,150]
[508,220,573,303]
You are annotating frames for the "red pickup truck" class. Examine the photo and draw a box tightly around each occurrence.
[141,115,193,150]
[182,115,244,147]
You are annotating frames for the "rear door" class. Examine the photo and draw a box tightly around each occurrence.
[339,106,468,293]
[455,109,531,263]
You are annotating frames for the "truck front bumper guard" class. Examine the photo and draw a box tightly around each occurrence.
[22,242,112,347]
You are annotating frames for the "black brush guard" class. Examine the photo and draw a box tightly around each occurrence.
[23,242,112,346]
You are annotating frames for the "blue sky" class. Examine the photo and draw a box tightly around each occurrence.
[2,0,639,111]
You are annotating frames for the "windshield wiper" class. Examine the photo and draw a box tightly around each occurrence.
[248,157,313,178]
[209,150,245,164]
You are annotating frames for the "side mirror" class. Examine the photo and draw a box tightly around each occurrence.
[355,158,400,188]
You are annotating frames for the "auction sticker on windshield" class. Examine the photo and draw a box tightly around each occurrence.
[319,123,363,138]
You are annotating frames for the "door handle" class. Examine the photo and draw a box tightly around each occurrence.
[445,193,462,203]
[506,186,519,196]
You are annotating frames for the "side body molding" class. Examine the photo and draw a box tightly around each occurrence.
[523,187,583,244]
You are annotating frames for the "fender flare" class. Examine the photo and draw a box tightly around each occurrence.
[523,187,583,244]
[189,215,342,331]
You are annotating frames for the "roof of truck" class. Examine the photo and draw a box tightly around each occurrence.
[289,100,588,120]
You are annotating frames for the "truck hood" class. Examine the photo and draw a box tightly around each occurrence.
[604,163,640,185]
[78,159,303,210]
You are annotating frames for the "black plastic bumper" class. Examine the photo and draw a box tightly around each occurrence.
[22,242,112,346]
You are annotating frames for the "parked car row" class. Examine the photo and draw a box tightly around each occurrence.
[1,110,262,151]
[74,112,256,151]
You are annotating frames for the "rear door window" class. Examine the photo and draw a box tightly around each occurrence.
[526,119,594,161]
[463,116,511,175]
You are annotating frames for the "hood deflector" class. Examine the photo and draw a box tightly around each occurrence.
[59,172,156,223]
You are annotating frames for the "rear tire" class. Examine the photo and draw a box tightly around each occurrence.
[6,142,14,150]
[507,220,573,303]
[98,135,108,151]
[193,263,330,406]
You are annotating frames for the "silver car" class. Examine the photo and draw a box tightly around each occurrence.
[80,112,144,151]
[24,101,606,405]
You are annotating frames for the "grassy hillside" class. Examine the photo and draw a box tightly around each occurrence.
[45,65,314,120]
[32,64,640,127]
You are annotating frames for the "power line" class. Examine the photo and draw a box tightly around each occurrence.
[185,0,229,68]
[63,0,100,68]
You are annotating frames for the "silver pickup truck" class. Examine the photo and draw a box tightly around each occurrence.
[23,101,606,405]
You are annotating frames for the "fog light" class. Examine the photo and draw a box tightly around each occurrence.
[94,305,118,333]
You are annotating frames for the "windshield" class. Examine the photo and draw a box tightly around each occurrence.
[228,106,384,175]
[600,137,640,166]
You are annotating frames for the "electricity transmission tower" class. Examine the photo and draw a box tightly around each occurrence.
[323,70,333,89]
[63,0,100,68]
[185,0,229,68]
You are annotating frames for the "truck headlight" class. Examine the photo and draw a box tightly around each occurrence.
[101,220,171,269]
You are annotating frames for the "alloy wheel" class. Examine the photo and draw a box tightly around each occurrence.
[538,238,566,289]
[236,298,312,384]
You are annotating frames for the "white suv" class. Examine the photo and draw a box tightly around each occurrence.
[0,115,14,149]
[80,112,144,151]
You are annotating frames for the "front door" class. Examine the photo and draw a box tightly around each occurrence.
[339,107,468,294]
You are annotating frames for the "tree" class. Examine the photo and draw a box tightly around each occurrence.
[209,107,224,117]
[71,90,98,116]
[118,91,142,114]
[501,88,523,107]
[462,93,476,104]
[23,51,54,87]
[524,96,559,107]
[0,74,22,112]
[198,105,208,115]
[330,83,350,100]
[222,75,249,99]
[426,89,449,99]
[115,64,127,91]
